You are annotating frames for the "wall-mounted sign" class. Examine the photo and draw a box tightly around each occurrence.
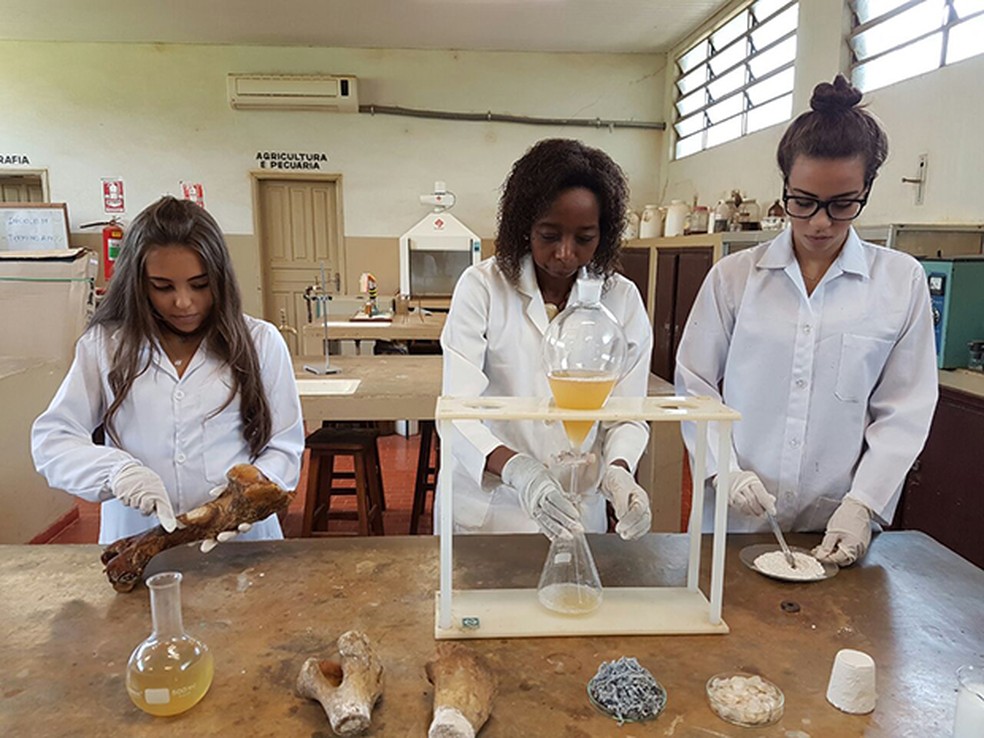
[180,182,206,208]
[255,152,328,170]
[0,154,31,165]
[102,178,125,213]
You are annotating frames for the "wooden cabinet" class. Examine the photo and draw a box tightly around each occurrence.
[894,375,984,568]
[652,249,713,380]
[620,235,721,381]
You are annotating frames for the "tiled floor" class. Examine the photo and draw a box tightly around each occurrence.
[44,433,432,544]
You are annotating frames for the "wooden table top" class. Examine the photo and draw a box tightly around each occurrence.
[296,354,443,421]
[939,368,984,399]
[302,312,447,342]
[1,531,980,737]
[295,354,677,423]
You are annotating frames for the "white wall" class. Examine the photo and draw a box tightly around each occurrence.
[0,41,667,238]
[660,0,984,226]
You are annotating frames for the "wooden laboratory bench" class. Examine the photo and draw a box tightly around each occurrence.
[295,354,443,421]
[294,355,682,530]
[1,531,980,736]
[294,355,676,424]
[300,312,447,354]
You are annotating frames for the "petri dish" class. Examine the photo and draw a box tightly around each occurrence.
[706,671,784,727]
[739,544,838,583]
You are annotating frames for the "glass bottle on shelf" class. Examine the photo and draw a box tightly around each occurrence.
[126,571,214,716]
[537,268,627,615]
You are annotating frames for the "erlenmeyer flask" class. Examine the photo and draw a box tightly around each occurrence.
[542,268,627,449]
[537,530,603,614]
[126,571,214,716]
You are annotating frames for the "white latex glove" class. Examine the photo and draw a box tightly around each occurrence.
[198,484,252,553]
[500,453,582,540]
[600,465,651,540]
[813,497,872,567]
[111,463,178,532]
[727,470,777,517]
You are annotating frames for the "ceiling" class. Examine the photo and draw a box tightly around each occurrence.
[0,0,731,54]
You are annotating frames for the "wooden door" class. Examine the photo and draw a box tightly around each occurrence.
[255,176,345,356]
[0,173,45,202]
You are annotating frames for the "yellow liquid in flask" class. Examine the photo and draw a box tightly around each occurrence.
[126,638,214,716]
[548,370,617,447]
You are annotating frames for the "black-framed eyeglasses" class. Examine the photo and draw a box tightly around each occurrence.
[781,185,869,222]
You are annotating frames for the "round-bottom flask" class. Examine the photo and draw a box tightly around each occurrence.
[126,572,214,716]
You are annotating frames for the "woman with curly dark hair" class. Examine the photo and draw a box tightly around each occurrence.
[32,196,304,547]
[440,138,653,538]
[676,76,937,566]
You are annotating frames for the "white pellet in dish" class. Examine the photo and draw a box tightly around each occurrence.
[706,674,784,727]
[753,550,826,580]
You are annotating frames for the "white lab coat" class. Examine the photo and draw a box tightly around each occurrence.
[31,315,305,544]
[675,227,938,533]
[439,255,652,533]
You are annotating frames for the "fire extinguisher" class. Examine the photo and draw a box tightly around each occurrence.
[81,218,125,281]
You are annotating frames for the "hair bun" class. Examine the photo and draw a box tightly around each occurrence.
[810,74,863,114]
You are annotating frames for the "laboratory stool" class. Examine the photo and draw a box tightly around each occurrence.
[302,427,385,536]
[410,420,440,534]
[318,420,385,510]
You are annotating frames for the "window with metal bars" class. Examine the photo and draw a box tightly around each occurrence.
[850,0,984,93]
[673,0,799,160]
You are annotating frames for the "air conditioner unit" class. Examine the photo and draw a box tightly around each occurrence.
[227,74,359,112]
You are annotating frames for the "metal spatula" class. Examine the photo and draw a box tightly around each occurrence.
[766,512,797,569]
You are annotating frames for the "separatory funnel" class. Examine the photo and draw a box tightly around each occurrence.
[537,268,628,615]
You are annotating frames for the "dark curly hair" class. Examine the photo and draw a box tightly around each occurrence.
[777,74,888,186]
[495,138,629,285]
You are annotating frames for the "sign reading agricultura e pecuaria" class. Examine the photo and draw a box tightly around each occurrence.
[256,152,328,170]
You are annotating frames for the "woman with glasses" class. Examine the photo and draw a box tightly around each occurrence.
[674,75,937,566]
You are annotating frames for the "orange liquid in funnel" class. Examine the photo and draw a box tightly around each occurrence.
[548,370,617,447]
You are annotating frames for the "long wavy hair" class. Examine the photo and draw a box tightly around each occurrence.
[91,196,272,459]
[495,138,629,285]
[777,74,889,186]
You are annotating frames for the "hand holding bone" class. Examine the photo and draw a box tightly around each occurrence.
[110,463,178,532]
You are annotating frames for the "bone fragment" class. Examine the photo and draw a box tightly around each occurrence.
[426,645,496,738]
[100,464,293,592]
[296,630,384,735]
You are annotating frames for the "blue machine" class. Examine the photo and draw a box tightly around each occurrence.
[921,256,984,369]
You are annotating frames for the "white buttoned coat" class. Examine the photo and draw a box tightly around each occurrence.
[675,228,938,533]
[31,315,305,544]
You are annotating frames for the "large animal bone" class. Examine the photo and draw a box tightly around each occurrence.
[426,645,497,738]
[296,630,384,735]
[100,464,293,592]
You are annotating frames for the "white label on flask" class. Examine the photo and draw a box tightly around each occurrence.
[144,687,171,704]
[554,552,572,564]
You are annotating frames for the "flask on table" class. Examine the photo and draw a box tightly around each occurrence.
[126,571,214,716]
